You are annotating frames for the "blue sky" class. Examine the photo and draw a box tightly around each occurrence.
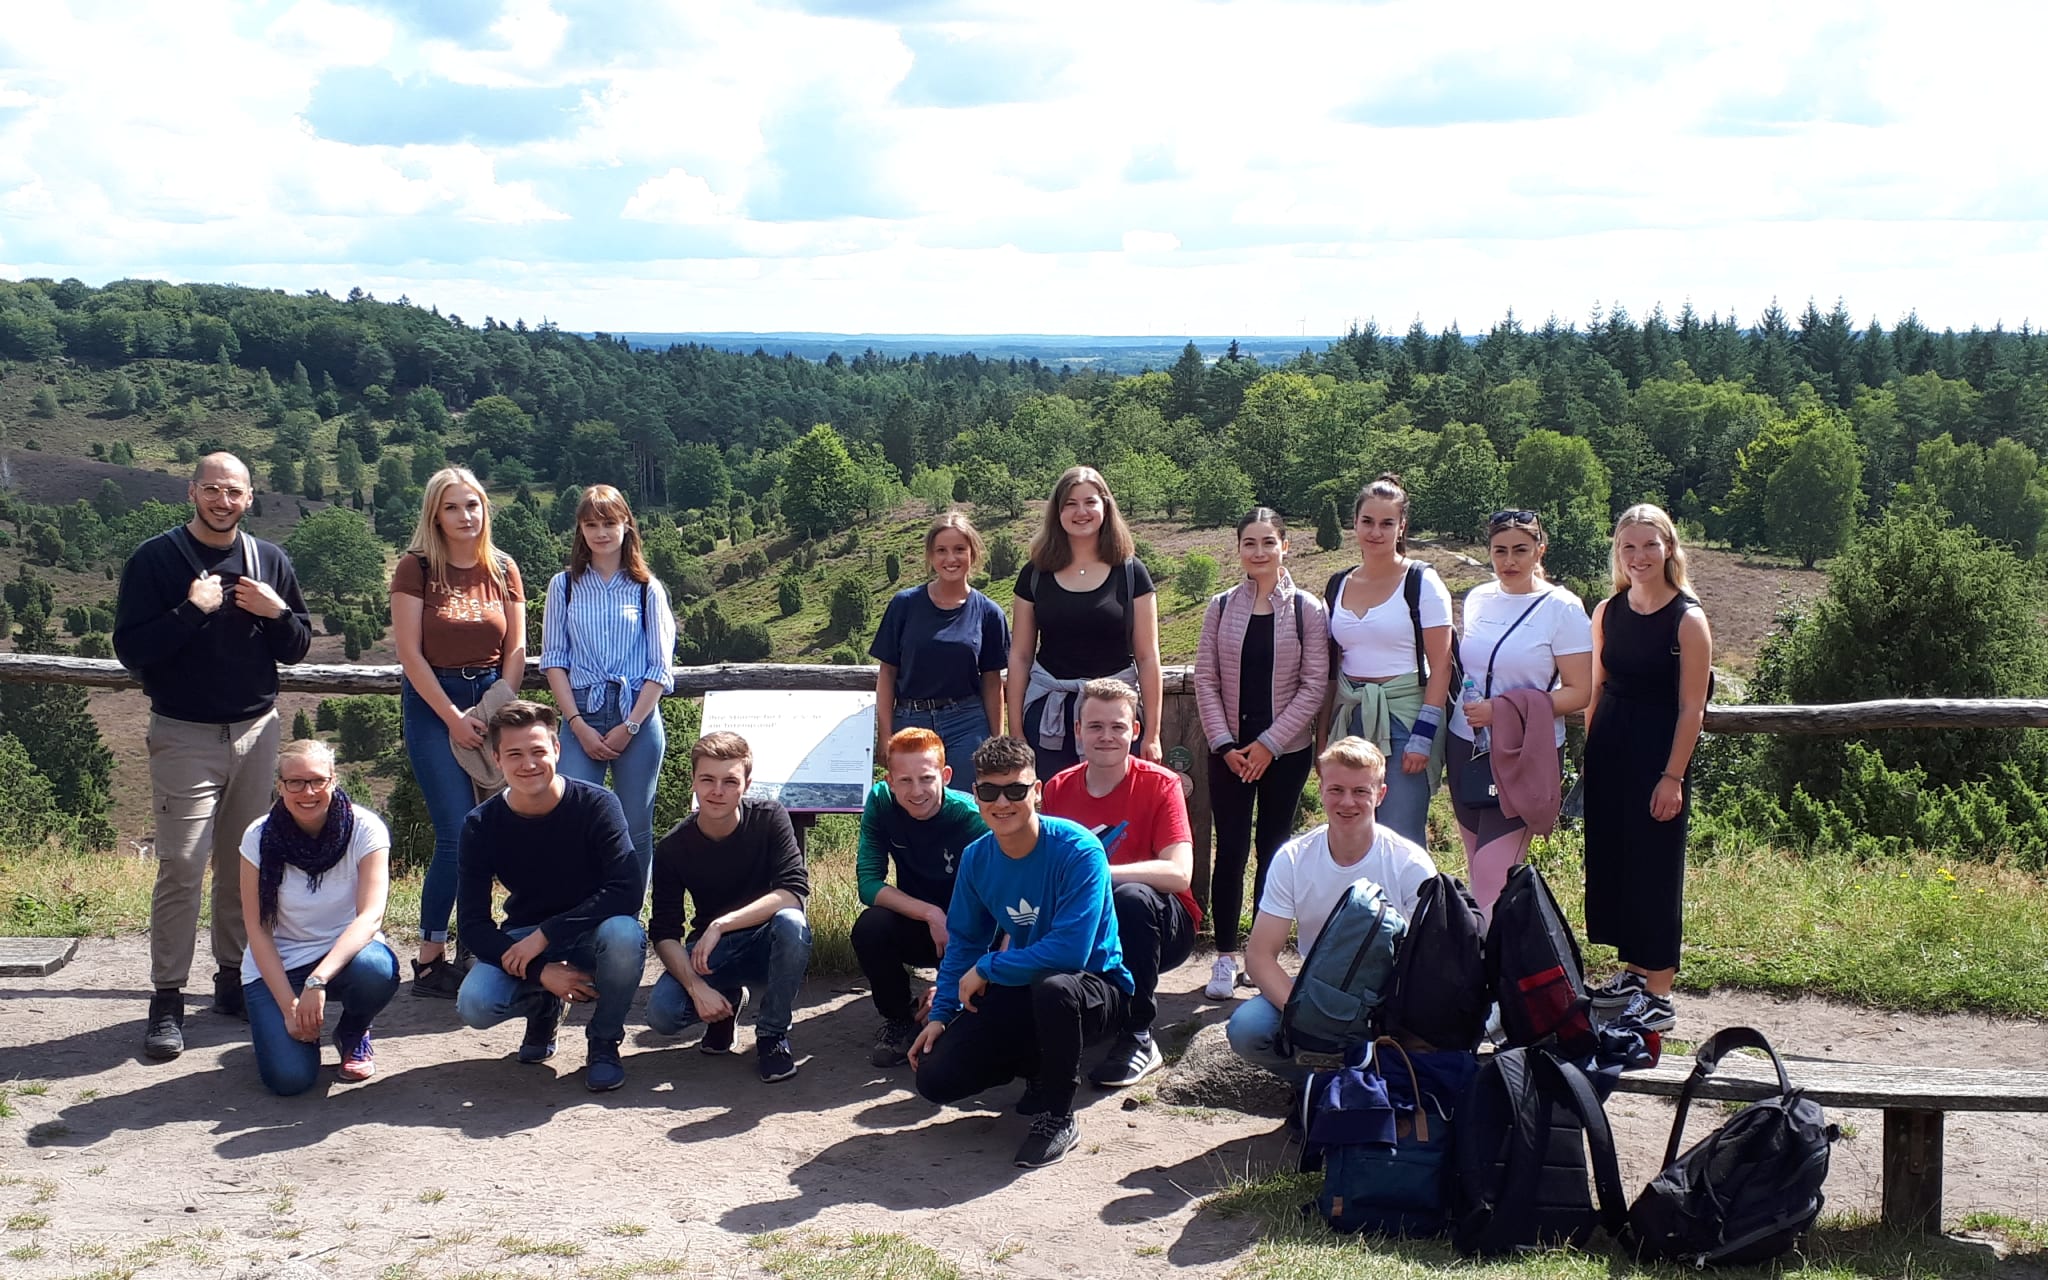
[0,0,2040,335]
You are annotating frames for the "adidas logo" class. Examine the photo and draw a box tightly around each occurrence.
[1005,898,1039,929]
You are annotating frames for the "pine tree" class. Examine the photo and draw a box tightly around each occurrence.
[1316,496,1343,551]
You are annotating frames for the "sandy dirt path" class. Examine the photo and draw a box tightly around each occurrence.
[3,940,2044,1278]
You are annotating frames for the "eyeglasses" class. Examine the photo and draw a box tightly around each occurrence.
[1488,509,1539,528]
[974,781,1035,803]
[279,776,333,794]
[198,483,251,502]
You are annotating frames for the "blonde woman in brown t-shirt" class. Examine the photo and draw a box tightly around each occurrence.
[390,467,529,997]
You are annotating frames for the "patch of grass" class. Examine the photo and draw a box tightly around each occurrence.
[122,1236,180,1264]
[601,1222,649,1237]
[76,1088,99,1102]
[6,1242,45,1260]
[6,1212,51,1231]
[378,1264,419,1280]
[578,1260,691,1279]
[498,1235,583,1258]
[84,1165,107,1176]
[0,1094,12,1120]
[988,1238,1021,1262]
[752,1230,960,1280]
[12,1081,49,1097]
[267,1184,297,1215]
[1134,1243,1163,1257]
[417,1188,447,1204]
[30,1178,56,1205]
[0,848,155,937]
[1957,1212,2048,1248]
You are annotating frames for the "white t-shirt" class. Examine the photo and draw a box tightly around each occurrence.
[1448,581,1593,748]
[238,805,391,983]
[1257,823,1437,953]
[1327,565,1455,679]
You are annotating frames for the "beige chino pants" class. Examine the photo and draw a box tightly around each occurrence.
[146,710,281,990]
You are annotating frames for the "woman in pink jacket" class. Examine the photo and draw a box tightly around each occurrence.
[1193,508,1330,999]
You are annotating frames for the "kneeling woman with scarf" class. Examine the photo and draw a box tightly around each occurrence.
[239,738,399,1095]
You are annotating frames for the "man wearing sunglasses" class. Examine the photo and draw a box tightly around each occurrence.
[908,736,1133,1169]
[115,452,312,1060]
[1040,678,1197,1090]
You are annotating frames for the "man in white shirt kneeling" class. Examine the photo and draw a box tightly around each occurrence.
[1225,736,1436,1080]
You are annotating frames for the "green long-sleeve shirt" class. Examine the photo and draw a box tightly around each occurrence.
[855,780,986,909]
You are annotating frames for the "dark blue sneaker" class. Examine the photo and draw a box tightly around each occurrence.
[757,1035,797,1083]
[585,1039,626,1092]
[519,997,566,1064]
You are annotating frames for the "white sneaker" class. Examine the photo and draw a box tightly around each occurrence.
[1205,955,1242,1001]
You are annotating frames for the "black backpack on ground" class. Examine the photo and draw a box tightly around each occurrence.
[1447,1046,1626,1259]
[1373,872,1489,1052]
[1485,863,1596,1058]
[1627,1026,1838,1266]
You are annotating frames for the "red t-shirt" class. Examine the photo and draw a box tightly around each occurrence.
[1041,757,1202,926]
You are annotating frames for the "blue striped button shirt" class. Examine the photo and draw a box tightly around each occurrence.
[540,568,678,707]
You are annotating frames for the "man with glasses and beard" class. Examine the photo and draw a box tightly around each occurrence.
[115,453,313,1061]
[907,736,1133,1170]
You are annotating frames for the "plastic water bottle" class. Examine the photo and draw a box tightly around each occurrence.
[1462,677,1489,753]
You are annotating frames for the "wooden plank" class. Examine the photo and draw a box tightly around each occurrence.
[1611,1053,2048,1112]
[1882,1108,1944,1231]
[0,937,80,977]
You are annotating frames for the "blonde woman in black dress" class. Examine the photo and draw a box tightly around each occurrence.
[1583,504,1712,1033]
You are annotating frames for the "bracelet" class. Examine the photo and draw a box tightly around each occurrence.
[568,713,586,725]
[1660,771,1682,782]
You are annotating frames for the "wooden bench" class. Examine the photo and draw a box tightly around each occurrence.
[1611,1051,2048,1231]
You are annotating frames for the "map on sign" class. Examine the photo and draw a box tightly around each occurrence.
[697,688,876,812]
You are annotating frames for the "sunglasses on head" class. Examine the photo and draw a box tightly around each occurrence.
[1489,509,1540,529]
[974,781,1034,802]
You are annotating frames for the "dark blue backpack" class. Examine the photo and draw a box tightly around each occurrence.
[1279,881,1407,1069]
[1303,1037,1478,1238]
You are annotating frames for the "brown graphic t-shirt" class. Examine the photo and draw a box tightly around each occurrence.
[391,552,525,669]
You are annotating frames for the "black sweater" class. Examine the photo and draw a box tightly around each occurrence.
[650,798,809,944]
[112,526,312,723]
[456,779,643,969]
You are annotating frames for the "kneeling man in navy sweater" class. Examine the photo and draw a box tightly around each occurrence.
[909,735,1133,1169]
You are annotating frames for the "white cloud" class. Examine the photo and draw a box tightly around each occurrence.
[622,168,741,225]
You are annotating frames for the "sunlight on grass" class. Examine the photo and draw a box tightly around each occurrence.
[751,1229,960,1280]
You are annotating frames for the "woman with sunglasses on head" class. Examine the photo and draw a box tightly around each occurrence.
[239,739,398,1094]
[1447,509,1593,918]
[391,467,527,998]
[1581,505,1712,1034]
[1194,507,1329,1000]
[1321,474,1455,848]
[543,484,678,885]
[1007,466,1163,778]
[872,512,1011,789]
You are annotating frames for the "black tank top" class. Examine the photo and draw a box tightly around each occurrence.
[1599,592,1692,703]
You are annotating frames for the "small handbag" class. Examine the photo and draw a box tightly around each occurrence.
[1459,592,1550,810]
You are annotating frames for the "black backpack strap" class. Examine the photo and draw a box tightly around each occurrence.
[1322,567,1351,675]
[1292,587,1305,656]
[1668,1026,1793,1166]
[1533,1051,1628,1241]
[162,528,210,580]
[1403,561,1427,683]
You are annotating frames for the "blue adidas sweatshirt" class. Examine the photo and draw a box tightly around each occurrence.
[928,815,1133,1025]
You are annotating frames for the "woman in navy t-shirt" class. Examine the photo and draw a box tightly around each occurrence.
[871,512,1011,789]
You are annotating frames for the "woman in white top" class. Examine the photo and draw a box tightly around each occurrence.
[1447,510,1593,917]
[1322,474,1455,847]
[239,739,397,1095]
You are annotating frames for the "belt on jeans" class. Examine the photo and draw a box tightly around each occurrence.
[431,665,497,680]
[896,697,976,712]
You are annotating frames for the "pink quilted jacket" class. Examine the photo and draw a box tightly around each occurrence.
[1193,571,1331,757]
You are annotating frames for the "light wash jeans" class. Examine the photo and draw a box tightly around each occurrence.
[646,909,813,1040]
[1376,714,1435,848]
[555,682,664,893]
[402,669,497,943]
[244,941,400,1096]
[456,918,647,1047]
[1225,992,1310,1084]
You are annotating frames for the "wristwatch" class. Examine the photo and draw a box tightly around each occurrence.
[303,975,326,990]
[625,717,642,736]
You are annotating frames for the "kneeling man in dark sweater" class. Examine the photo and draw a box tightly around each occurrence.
[455,701,647,1092]
[908,736,1134,1170]
[647,731,813,1083]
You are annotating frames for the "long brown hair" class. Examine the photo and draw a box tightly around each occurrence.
[407,468,511,594]
[1353,473,1410,555]
[566,484,651,583]
[1029,466,1134,571]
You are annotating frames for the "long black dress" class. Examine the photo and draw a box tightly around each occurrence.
[1583,591,1696,971]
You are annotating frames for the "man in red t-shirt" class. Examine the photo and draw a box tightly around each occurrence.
[1040,678,1200,1088]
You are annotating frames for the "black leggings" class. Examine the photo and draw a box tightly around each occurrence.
[1206,746,1316,952]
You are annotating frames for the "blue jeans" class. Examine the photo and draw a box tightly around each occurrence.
[402,668,498,943]
[1377,714,1434,848]
[555,682,664,892]
[456,917,647,1047]
[893,698,993,791]
[1225,993,1308,1085]
[244,941,400,1097]
[646,909,812,1040]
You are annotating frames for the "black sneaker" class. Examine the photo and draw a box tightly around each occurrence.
[211,969,247,1021]
[144,990,185,1060]
[1087,1032,1163,1088]
[871,1018,918,1068]
[1013,1112,1079,1168]
[1589,970,1647,1018]
[519,996,566,1064]
[700,1017,737,1055]
[757,1035,798,1083]
[411,957,464,1000]
[1618,990,1678,1034]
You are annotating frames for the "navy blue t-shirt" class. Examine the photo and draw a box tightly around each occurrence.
[870,585,1011,704]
